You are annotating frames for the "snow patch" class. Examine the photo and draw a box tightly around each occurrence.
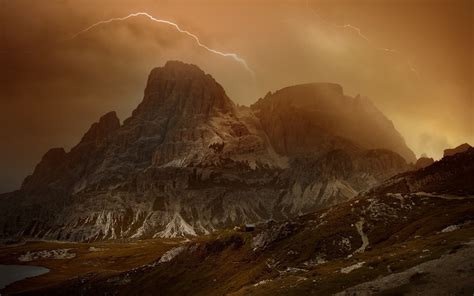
[88,247,106,252]
[341,262,365,274]
[158,246,187,263]
[303,255,327,267]
[414,192,474,200]
[354,219,369,254]
[441,224,461,233]
[279,267,308,275]
[254,279,272,287]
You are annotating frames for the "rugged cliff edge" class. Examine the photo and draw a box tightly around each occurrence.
[0,61,414,241]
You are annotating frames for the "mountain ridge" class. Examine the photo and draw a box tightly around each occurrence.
[12,147,473,295]
[0,61,415,241]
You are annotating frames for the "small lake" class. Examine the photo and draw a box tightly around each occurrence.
[0,264,49,289]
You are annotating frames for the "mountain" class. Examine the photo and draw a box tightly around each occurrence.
[443,143,472,157]
[415,156,434,170]
[251,83,416,163]
[19,147,474,295]
[369,147,474,196]
[0,61,413,241]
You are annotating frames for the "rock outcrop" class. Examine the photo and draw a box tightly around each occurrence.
[369,147,474,196]
[443,143,472,157]
[34,146,474,296]
[415,156,435,170]
[0,61,415,241]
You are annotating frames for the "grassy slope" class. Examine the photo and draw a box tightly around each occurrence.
[0,238,181,294]
[2,147,473,295]
[10,192,472,295]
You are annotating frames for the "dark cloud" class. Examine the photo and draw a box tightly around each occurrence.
[1,0,472,192]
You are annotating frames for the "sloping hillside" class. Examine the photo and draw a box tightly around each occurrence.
[11,149,472,295]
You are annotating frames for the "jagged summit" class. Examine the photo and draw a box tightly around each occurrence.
[80,111,120,144]
[161,60,206,75]
[131,61,234,121]
[261,82,344,100]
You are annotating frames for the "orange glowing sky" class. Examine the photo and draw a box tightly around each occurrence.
[0,0,473,192]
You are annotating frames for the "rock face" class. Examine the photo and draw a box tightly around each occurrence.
[443,143,472,157]
[415,156,435,170]
[0,61,414,241]
[369,147,474,196]
[251,83,416,163]
[31,147,474,296]
[130,61,278,167]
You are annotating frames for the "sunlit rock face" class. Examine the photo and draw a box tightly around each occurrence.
[0,61,414,241]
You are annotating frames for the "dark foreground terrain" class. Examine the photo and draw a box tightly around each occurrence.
[2,149,473,295]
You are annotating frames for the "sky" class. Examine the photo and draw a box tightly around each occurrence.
[1,0,473,193]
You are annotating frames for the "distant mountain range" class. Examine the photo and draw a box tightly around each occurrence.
[0,61,421,241]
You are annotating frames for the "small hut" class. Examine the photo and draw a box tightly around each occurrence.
[244,224,256,232]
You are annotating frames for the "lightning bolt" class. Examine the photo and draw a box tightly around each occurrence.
[306,2,419,77]
[69,12,254,75]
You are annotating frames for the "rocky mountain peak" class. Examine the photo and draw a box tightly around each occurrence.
[131,61,235,121]
[415,156,435,170]
[255,83,344,109]
[41,147,67,164]
[80,111,120,144]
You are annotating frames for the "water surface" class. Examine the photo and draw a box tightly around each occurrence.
[0,264,49,289]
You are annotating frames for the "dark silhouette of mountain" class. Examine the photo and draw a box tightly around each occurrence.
[370,147,474,196]
[443,143,472,157]
[415,156,434,170]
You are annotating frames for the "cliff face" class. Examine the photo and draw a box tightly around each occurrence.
[371,147,474,196]
[443,143,472,157]
[23,61,280,195]
[28,147,474,296]
[137,62,279,168]
[251,83,416,163]
[0,61,414,241]
[415,156,435,170]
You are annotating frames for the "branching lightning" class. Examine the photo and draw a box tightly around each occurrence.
[307,2,419,77]
[69,12,254,75]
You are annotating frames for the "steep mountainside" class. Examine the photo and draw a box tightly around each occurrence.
[251,83,416,163]
[443,143,472,157]
[0,61,413,241]
[369,147,474,196]
[17,148,474,296]
[415,156,434,170]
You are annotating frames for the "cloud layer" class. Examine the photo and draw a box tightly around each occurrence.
[1,0,472,192]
